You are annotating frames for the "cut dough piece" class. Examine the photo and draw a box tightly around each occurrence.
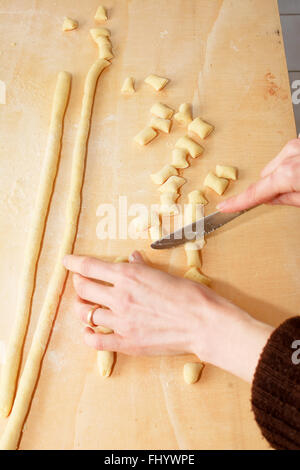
[62,17,78,31]
[145,74,169,91]
[204,171,229,195]
[174,103,192,126]
[121,77,135,95]
[175,136,203,158]
[0,71,71,419]
[150,116,171,133]
[216,165,237,180]
[159,175,186,193]
[0,59,110,450]
[171,148,189,169]
[94,5,108,22]
[134,127,157,145]
[186,239,206,250]
[188,117,214,139]
[150,165,177,185]
[184,202,205,261]
[97,351,114,378]
[184,267,211,286]
[150,102,174,119]
[188,190,208,205]
[90,27,110,39]
[183,362,204,384]
[149,223,162,242]
[184,244,202,268]
[159,192,179,215]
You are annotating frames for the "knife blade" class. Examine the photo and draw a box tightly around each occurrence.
[151,209,249,249]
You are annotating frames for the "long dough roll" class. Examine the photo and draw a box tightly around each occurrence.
[0,71,71,418]
[0,59,110,450]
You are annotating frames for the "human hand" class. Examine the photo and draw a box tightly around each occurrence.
[63,251,273,382]
[217,138,300,212]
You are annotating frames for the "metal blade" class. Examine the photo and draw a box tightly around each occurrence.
[151,209,249,249]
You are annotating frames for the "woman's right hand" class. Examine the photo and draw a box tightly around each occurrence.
[217,138,300,212]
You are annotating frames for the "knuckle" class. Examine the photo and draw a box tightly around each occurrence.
[74,300,85,319]
[278,159,296,180]
[79,256,92,276]
[286,139,300,155]
[74,275,88,297]
[246,183,258,203]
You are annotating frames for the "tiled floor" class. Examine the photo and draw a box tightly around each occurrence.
[278,0,300,132]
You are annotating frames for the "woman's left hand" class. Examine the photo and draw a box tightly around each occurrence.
[63,251,273,382]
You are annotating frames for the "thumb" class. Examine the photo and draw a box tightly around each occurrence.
[129,250,145,264]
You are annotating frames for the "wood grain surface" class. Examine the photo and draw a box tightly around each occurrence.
[0,0,298,450]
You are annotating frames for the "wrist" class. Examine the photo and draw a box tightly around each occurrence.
[193,302,274,382]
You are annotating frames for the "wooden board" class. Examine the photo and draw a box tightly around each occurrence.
[0,0,298,450]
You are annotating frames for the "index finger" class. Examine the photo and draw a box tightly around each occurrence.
[63,255,122,284]
[217,172,279,212]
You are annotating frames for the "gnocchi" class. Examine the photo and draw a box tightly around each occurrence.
[62,17,78,31]
[174,103,193,126]
[216,165,237,180]
[159,192,179,216]
[175,136,204,158]
[121,77,135,95]
[150,165,178,185]
[204,171,229,195]
[188,190,208,206]
[134,127,157,145]
[184,243,202,268]
[188,117,214,139]
[94,5,108,22]
[150,102,174,119]
[145,74,169,91]
[150,116,171,134]
[171,148,189,169]
[159,176,186,193]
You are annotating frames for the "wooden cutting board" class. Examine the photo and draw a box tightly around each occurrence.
[0,0,298,450]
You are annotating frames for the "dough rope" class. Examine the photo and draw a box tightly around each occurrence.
[0,71,71,418]
[0,59,110,450]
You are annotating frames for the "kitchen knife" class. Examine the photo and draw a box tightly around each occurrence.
[151,209,249,250]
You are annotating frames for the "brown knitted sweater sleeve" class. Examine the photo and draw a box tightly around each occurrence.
[251,316,300,450]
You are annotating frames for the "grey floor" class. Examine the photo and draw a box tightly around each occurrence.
[278,0,300,133]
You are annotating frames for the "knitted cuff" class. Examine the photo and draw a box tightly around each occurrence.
[251,316,300,450]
